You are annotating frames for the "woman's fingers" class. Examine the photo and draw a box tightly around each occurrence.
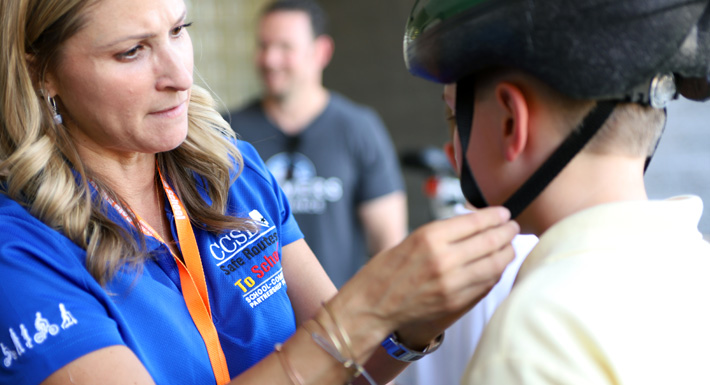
[391,242,518,345]
[415,213,519,280]
[450,242,517,300]
[337,206,520,339]
[416,207,512,245]
[450,218,519,267]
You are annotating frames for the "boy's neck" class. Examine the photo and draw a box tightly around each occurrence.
[519,152,648,236]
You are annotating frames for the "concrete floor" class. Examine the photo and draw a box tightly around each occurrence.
[644,97,710,235]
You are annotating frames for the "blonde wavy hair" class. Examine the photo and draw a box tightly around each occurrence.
[1,0,254,285]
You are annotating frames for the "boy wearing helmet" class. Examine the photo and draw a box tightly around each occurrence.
[405,0,710,383]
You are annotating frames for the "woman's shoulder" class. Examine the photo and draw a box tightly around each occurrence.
[0,195,123,385]
[0,193,84,255]
[0,193,47,232]
[0,192,90,301]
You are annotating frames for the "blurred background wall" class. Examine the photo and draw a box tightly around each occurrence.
[186,0,266,110]
[187,0,710,235]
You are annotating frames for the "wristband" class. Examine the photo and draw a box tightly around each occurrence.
[381,331,444,362]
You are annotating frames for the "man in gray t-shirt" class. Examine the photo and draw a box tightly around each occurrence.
[225,0,406,288]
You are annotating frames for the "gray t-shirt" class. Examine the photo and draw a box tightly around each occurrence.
[226,92,404,288]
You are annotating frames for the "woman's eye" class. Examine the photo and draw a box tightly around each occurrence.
[171,22,193,38]
[117,45,143,60]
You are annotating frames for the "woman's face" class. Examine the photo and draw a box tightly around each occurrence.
[46,0,193,160]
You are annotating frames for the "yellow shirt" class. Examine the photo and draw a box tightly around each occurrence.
[462,196,710,384]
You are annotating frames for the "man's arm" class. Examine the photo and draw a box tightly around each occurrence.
[358,191,408,256]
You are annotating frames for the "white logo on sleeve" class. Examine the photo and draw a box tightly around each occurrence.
[2,303,78,368]
[20,325,33,349]
[33,312,59,344]
[60,303,78,330]
[9,329,24,356]
[1,343,16,368]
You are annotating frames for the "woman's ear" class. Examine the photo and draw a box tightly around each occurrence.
[43,71,60,98]
[27,53,59,97]
[495,82,529,162]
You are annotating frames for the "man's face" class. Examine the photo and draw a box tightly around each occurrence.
[256,11,322,99]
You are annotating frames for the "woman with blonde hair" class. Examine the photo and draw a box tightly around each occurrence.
[0,0,519,383]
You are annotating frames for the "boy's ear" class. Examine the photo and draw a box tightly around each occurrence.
[443,140,459,176]
[495,82,530,162]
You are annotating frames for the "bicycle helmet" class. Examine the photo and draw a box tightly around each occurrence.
[404,0,710,218]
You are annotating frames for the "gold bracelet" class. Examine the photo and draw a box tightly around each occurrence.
[322,301,357,363]
[312,312,345,357]
[307,310,377,385]
[274,343,304,385]
[321,301,379,384]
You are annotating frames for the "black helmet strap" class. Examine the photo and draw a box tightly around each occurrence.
[455,76,618,219]
[455,76,488,210]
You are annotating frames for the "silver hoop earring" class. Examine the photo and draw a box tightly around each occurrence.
[48,96,62,125]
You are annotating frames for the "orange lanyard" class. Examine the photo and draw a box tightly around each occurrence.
[93,174,231,385]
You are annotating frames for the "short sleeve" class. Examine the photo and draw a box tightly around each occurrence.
[0,214,125,385]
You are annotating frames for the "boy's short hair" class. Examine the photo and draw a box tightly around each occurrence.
[475,68,665,158]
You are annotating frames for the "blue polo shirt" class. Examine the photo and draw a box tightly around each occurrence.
[0,141,303,384]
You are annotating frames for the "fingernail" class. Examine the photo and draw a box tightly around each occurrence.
[499,207,511,221]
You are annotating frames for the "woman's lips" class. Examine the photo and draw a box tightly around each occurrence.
[150,100,187,118]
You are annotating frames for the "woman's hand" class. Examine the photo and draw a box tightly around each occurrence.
[255,206,519,385]
[333,206,519,350]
